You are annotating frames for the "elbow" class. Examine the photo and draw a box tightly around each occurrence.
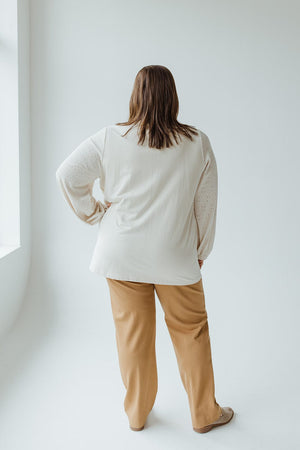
[55,170,62,189]
[56,165,63,182]
[56,164,68,185]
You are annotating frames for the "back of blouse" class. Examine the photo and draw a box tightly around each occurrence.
[56,123,218,285]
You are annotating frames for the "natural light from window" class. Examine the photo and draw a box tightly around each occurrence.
[0,0,20,258]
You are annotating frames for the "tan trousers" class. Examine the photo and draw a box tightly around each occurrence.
[106,277,222,429]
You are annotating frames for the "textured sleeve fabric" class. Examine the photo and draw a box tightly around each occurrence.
[56,135,107,225]
[194,132,218,260]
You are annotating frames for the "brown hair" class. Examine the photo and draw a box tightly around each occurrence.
[116,65,199,150]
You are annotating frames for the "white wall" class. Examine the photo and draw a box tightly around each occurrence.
[0,1,299,448]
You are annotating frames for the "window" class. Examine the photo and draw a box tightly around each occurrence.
[0,0,20,258]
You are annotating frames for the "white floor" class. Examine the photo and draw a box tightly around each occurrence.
[0,283,298,450]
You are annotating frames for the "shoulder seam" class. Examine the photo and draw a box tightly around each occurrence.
[89,127,108,162]
[198,130,207,164]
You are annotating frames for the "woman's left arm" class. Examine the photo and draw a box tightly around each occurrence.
[56,136,107,225]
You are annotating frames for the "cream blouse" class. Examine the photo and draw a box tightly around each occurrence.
[56,124,218,285]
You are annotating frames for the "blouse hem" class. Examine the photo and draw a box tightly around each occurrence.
[89,265,202,286]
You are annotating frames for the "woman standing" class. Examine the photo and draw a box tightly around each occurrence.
[56,65,234,433]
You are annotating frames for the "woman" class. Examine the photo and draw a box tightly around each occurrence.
[56,65,234,433]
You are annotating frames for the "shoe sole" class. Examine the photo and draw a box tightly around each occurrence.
[130,425,144,431]
[193,409,234,433]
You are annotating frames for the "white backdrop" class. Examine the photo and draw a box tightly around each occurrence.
[1,1,299,449]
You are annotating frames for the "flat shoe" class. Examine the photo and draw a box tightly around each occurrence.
[193,406,234,433]
[130,425,144,431]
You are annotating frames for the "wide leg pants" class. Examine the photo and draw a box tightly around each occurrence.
[106,276,222,429]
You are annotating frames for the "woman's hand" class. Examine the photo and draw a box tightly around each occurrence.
[198,259,204,269]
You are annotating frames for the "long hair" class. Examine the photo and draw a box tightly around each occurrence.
[116,65,199,150]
